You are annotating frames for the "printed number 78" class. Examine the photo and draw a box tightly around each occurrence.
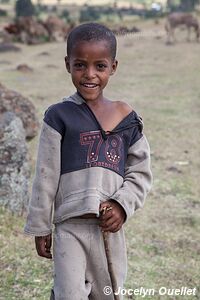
[80,131,122,164]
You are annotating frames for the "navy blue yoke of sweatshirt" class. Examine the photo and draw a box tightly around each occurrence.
[44,96,143,178]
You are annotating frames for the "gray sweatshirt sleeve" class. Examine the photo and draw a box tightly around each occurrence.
[111,135,152,220]
[24,121,61,236]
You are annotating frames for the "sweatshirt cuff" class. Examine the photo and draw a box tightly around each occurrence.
[24,225,52,237]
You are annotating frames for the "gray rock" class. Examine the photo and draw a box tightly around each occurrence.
[0,83,39,140]
[0,112,30,213]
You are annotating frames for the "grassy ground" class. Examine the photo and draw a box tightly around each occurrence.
[0,19,200,299]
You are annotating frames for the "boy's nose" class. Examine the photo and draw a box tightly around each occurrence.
[84,67,96,79]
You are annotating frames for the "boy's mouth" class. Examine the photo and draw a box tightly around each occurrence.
[81,83,99,89]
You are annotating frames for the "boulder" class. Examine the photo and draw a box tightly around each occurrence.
[0,112,30,213]
[4,16,49,44]
[0,83,39,140]
[43,15,70,42]
[0,28,13,42]
[4,16,74,44]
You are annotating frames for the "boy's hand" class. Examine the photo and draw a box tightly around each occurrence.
[35,234,52,259]
[99,200,126,233]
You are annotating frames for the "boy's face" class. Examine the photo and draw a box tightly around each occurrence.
[65,40,118,102]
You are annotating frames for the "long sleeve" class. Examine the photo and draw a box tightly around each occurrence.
[24,121,62,236]
[111,135,152,221]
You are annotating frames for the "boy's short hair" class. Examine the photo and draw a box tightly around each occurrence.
[67,23,117,60]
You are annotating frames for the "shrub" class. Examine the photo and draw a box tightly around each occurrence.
[0,0,10,3]
[60,9,71,23]
[15,0,35,17]
[0,8,7,16]
[79,5,101,22]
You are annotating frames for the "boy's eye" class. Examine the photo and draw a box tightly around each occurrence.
[74,63,85,69]
[97,64,107,70]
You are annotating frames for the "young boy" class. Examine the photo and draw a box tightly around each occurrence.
[24,23,152,300]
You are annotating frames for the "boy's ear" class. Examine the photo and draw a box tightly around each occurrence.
[110,59,118,75]
[65,56,71,73]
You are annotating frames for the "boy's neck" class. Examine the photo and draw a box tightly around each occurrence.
[77,91,110,108]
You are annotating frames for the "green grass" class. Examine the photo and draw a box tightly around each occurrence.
[0,19,200,299]
[0,207,53,300]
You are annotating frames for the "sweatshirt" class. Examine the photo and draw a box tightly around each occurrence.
[24,92,152,236]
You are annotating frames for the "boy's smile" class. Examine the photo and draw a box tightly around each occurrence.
[65,40,118,104]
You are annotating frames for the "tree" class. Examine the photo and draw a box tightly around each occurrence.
[180,0,200,10]
[15,0,35,17]
[167,0,200,11]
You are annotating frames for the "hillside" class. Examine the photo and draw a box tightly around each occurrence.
[0,18,200,300]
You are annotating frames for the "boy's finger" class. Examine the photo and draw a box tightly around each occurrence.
[99,201,110,210]
[101,218,120,231]
[39,247,52,259]
[100,214,116,227]
[44,236,52,258]
[111,220,124,233]
[45,234,52,251]
[44,252,52,259]
[102,220,122,233]
[35,236,44,253]
[100,209,113,221]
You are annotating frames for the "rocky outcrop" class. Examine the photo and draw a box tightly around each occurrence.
[4,16,74,44]
[4,16,49,45]
[0,84,39,213]
[0,83,39,140]
[43,15,72,42]
[0,112,30,213]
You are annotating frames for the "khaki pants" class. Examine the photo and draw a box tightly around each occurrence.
[51,218,127,300]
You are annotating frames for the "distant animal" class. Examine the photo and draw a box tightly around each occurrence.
[165,12,200,44]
